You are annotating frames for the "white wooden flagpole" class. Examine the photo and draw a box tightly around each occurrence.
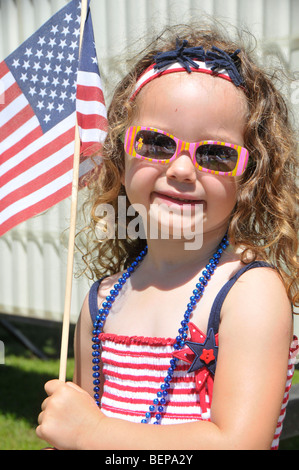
[59,0,88,382]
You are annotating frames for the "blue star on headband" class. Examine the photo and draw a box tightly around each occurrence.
[205,46,244,87]
[154,38,206,73]
[153,39,244,87]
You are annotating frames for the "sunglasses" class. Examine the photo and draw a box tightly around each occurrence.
[124,126,249,176]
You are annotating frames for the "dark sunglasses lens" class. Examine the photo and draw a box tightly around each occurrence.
[196,144,238,172]
[134,130,176,159]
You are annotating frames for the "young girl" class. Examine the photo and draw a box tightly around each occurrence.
[36,22,299,450]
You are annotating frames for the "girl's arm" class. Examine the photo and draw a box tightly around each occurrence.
[37,267,293,450]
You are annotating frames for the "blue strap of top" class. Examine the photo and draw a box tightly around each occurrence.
[207,260,273,334]
[88,261,273,330]
[89,278,104,324]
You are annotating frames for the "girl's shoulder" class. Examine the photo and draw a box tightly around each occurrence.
[224,259,289,303]
[220,260,293,344]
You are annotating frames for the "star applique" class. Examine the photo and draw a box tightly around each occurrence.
[185,326,218,375]
[173,322,219,411]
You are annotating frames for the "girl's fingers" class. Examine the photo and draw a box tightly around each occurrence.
[37,410,44,425]
[41,396,50,411]
[44,379,63,395]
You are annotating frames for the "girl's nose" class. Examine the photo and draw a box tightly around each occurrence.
[165,151,197,183]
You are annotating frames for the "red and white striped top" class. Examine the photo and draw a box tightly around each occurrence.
[98,332,299,450]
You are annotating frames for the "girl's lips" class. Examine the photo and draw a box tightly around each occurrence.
[152,191,204,206]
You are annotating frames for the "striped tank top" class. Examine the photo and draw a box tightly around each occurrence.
[89,261,299,450]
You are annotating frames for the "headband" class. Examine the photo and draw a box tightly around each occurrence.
[131,39,244,100]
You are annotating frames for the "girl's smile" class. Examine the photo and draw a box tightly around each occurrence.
[151,191,205,207]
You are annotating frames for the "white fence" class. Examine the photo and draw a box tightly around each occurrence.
[0,0,298,328]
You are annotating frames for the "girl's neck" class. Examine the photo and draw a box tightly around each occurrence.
[141,228,232,281]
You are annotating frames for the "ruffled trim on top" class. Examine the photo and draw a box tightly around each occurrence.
[98,332,176,347]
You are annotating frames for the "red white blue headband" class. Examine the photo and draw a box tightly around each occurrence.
[131,39,244,100]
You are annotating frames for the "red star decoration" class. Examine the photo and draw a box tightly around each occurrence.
[200,348,215,364]
[172,322,219,413]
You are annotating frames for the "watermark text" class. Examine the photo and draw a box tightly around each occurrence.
[95,196,204,250]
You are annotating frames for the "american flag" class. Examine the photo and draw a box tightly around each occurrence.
[0,0,107,236]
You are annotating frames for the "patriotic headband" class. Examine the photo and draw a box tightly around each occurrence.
[131,39,244,100]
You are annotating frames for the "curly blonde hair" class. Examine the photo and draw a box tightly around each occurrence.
[78,21,299,307]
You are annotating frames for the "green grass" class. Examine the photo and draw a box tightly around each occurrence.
[0,318,75,450]
[0,317,298,450]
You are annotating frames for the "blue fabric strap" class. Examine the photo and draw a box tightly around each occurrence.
[207,261,273,334]
[89,278,102,324]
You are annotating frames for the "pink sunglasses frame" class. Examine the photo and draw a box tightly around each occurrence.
[124,126,249,176]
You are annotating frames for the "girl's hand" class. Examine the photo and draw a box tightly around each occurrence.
[36,379,104,450]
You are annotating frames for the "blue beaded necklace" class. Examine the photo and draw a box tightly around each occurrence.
[91,235,229,424]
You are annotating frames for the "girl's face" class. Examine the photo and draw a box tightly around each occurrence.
[122,72,248,241]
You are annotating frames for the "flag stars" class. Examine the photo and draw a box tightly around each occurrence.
[70,40,78,50]
[49,38,56,47]
[41,76,49,86]
[28,87,37,96]
[54,64,62,74]
[44,63,51,73]
[12,59,20,68]
[62,26,70,36]
[60,91,68,101]
[73,28,80,38]
[49,89,57,99]
[52,77,59,87]
[30,74,39,84]
[64,13,73,23]
[59,39,67,49]
[24,47,33,57]
[39,88,47,98]
[33,62,41,72]
[35,49,43,59]
[20,73,28,82]
[67,53,75,63]
[46,50,54,61]
[22,60,30,70]
[57,52,64,62]
[36,101,44,110]
[38,36,46,46]
[50,25,59,34]
[64,66,73,76]
[62,78,70,88]
[7,2,86,134]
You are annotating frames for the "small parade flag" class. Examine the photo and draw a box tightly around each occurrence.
[0,0,107,236]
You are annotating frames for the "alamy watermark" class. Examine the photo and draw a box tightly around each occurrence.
[95,196,204,250]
